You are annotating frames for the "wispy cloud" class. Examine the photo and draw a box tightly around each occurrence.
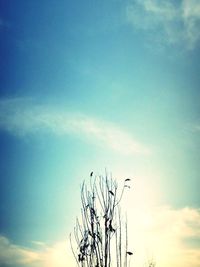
[0,97,149,155]
[0,235,73,267]
[126,0,200,50]
[0,235,39,266]
[1,206,200,267]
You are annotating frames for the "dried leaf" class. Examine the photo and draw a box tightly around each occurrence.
[109,190,114,196]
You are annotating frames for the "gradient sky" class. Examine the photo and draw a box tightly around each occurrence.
[0,1,200,267]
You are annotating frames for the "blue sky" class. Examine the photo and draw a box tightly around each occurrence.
[0,1,200,266]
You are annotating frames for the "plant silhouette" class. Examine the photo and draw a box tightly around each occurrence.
[70,172,132,267]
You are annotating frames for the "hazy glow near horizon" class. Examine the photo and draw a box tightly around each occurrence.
[0,0,200,266]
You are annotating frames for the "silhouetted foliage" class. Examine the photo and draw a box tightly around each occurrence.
[70,172,132,267]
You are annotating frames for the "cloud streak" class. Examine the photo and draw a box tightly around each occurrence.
[126,0,200,50]
[0,97,149,155]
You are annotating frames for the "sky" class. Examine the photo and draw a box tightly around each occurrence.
[0,0,200,266]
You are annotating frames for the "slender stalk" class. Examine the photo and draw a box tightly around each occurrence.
[70,173,131,267]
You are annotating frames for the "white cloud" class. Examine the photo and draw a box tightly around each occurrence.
[0,97,149,155]
[32,240,74,267]
[1,206,200,267]
[0,236,39,266]
[0,235,74,267]
[126,0,200,50]
[126,205,200,267]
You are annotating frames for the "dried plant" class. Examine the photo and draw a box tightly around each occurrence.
[70,172,133,267]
